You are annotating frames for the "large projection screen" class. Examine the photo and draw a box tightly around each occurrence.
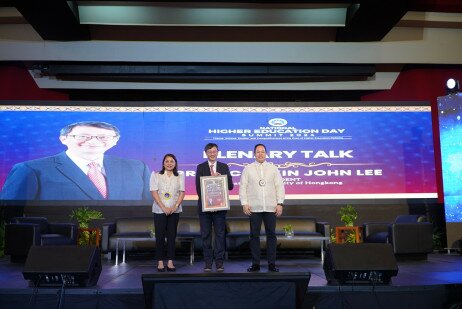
[438,94,462,222]
[0,102,438,206]
[437,93,462,249]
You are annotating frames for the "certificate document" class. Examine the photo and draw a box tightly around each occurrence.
[200,175,230,212]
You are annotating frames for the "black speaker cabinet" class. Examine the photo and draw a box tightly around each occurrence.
[23,245,102,287]
[323,243,398,284]
[142,272,311,309]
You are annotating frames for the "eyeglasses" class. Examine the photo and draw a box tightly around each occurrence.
[67,135,118,142]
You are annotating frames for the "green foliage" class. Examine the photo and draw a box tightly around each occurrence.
[282,224,293,233]
[148,225,155,237]
[330,228,336,243]
[283,224,294,237]
[70,207,103,246]
[78,230,100,246]
[432,228,444,250]
[69,207,103,229]
[330,205,359,244]
[345,231,357,243]
[330,227,356,244]
[338,204,357,227]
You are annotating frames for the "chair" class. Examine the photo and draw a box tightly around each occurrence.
[362,214,433,259]
[5,217,78,262]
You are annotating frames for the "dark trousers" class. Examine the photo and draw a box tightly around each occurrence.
[199,211,226,265]
[249,212,277,265]
[154,213,179,261]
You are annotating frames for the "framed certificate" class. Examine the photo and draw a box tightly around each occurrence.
[200,175,230,212]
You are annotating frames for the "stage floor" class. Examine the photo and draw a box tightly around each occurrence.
[1,252,462,308]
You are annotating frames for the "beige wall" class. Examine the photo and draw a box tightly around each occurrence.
[446,222,462,249]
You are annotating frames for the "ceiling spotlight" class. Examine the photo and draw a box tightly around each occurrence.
[446,78,460,95]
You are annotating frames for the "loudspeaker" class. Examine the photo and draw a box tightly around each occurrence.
[23,245,102,287]
[323,243,398,284]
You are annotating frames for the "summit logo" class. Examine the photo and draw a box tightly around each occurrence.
[268,118,288,127]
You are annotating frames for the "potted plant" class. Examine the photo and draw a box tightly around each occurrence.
[148,225,155,238]
[283,224,294,238]
[69,207,104,246]
[338,204,357,227]
[334,205,359,244]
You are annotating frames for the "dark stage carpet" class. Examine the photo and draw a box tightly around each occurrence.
[1,253,461,308]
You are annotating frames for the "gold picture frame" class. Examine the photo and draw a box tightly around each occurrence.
[200,175,230,212]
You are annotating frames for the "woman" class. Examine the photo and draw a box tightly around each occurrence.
[150,154,185,272]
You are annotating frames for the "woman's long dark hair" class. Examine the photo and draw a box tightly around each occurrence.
[159,153,179,176]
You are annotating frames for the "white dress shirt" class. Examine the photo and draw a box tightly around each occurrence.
[239,161,285,212]
[66,150,106,175]
[150,172,185,214]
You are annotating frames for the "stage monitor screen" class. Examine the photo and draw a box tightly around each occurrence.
[0,102,438,206]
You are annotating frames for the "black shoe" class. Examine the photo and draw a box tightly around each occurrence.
[167,266,176,272]
[157,267,166,272]
[268,264,279,272]
[216,261,224,272]
[204,264,212,272]
[247,264,260,272]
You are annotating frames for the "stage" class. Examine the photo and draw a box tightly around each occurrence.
[1,253,461,308]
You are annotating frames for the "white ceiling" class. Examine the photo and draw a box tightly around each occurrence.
[0,3,461,92]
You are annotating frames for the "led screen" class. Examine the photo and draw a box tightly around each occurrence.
[0,103,438,205]
[438,94,462,222]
